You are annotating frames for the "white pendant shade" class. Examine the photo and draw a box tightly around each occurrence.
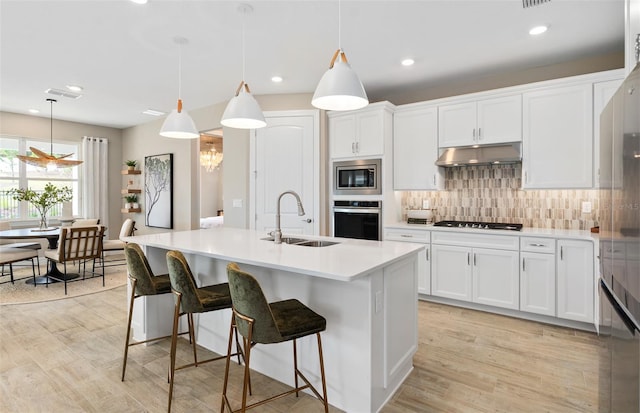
[160,99,199,139]
[220,84,266,129]
[312,51,368,111]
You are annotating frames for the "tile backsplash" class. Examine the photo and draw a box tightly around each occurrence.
[400,164,598,230]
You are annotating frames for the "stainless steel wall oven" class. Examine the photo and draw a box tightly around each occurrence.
[333,200,381,241]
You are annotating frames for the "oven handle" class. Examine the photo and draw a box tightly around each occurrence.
[333,208,382,214]
[601,279,640,334]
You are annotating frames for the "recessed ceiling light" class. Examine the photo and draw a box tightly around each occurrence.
[401,58,415,67]
[143,109,166,116]
[28,109,39,114]
[271,76,283,83]
[130,0,148,4]
[529,25,548,35]
[66,85,83,93]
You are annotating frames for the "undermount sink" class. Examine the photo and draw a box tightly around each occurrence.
[261,237,339,247]
[295,240,339,247]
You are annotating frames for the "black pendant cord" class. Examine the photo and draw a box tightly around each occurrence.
[47,98,56,156]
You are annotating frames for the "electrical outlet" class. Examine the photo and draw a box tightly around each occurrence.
[422,199,430,209]
[581,201,592,214]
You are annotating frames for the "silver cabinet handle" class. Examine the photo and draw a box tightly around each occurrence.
[560,246,563,260]
[426,249,429,261]
[351,142,355,153]
[473,253,477,266]
[522,258,525,272]
[301,218,312,223]
[472,128,476,140]
[529,243,546,247]
[478,127,482,139]
[356,142,359,153]
[400,234,413,238]
[467,252,470,265]
[432,174,436,186]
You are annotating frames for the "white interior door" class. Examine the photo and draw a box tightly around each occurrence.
[251,110,319,236]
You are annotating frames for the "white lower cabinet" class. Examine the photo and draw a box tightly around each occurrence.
[520,237,556,316]
[431,234,519,310]
[557,239,595,323]
[385,228,431,295]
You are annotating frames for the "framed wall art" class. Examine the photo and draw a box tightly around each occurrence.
[144,153,173,229]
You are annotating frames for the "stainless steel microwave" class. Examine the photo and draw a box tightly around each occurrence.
[333,159,381,195]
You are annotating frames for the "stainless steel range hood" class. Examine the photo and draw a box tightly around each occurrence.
[435,143,522,167]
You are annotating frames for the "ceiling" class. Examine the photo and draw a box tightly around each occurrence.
[0,0,624,130]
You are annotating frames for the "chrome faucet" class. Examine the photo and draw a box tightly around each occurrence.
[271,190,305,244]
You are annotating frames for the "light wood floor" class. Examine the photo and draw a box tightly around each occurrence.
[0,286,606,412]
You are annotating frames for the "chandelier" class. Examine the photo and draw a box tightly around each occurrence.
[200,146,223,172]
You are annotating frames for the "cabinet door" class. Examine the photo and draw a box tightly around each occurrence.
[431,244,472,301]
[557,239,595,323]
[418,246,431,295]
[472,248,519,310]
[520,252,556,316]
[438,101,476,147]
[329,115,356,158]
[355,110,385,157]
[476,95,522,145]
[522,84,593,188]
[393,106,440,190]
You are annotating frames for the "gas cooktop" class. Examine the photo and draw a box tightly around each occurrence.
[433,220,523,231]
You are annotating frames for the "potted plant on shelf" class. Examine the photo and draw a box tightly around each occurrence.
[124,194,138,210]
[125,160,137,171]
[10,183,73,230]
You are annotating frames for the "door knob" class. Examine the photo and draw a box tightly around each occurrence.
[302,218,312,223]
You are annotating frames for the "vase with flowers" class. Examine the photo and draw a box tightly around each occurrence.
[10,183,73,231]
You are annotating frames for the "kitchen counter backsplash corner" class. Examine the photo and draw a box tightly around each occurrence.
[400,164,598,231]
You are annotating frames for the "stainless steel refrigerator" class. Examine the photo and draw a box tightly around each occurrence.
[599,62,640,412]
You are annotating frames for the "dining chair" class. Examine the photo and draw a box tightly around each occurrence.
[0,246,40,285]
[165,250,243,413]
[221,262,329,413]
[44,225,105,294]
[71,218,100,226]
[100,219,136,268]
[0,221,43,254]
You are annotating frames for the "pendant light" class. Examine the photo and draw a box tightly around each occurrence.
[220,4,266,129]
[160,36,199,139]
[312,0,368,111]
[17,98,83,169]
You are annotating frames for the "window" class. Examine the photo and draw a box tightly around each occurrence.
[0,135,80,220]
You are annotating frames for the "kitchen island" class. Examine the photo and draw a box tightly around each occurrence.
[124,227,425,413]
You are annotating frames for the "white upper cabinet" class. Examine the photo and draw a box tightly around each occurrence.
[438,94,522,148]
[393,104,442,190]
[522,83,593,189]
[329,102,394,159]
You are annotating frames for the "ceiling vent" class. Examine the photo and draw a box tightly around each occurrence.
[45,88,82,99]
[522,0,550,8]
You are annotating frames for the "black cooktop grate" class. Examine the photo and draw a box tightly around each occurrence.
[433,220,523,231]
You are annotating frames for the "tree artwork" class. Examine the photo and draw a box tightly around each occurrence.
[144,153,173,228]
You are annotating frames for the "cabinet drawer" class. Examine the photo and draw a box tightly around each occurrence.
[385,228,430,243]
[431,231,518,250]
[520,237,555,254]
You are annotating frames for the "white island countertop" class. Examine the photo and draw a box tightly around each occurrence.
[125,227,425,282]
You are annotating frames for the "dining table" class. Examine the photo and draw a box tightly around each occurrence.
[0,227,78,285]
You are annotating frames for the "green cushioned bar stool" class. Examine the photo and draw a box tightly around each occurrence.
[221,262,329,413]
[166,250,243,413]
[121,243,174,381]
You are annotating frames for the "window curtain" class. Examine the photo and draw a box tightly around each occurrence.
[81,137,109,233]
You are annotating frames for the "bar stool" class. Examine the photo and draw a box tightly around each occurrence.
[222,262,329,413]
[165,250,242,413]
[121,243,174,381]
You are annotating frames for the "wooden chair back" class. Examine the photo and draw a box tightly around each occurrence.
[57,225,105,263]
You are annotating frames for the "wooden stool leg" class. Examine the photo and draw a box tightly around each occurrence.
[121,279,137,381]
[167,292,182,413]
[317,333,329,413]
